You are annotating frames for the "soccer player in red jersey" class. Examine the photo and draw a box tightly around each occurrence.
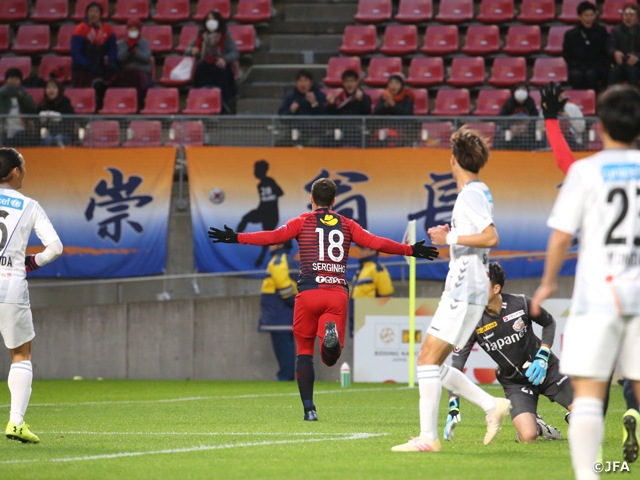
[209,178,439,420]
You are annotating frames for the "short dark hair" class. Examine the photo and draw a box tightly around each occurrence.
[598,85,640,144]
[254,159,269,177]
[0,148,23,182]
[4,68,22,82]
[450,126,490,174]
[85,1,103,16]
[311,178,337,207]
[623,3,638,14]
[342,69,359,81]
[295,69,313,82]
[489,262,505,291]
[577,1,596,15]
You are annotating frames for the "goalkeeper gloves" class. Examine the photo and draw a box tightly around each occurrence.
[443,396,461,441]
[24,255,39,273]
[411,240,439,260]
[208,225,238,244]
[540,82,568,120]
[525,346,550,386]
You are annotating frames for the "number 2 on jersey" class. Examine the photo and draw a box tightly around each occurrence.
[605,187,640,245]
[315,228,344,262]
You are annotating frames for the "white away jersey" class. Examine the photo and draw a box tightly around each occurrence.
[0,188,59,304]
[444,180,494,305]
[548,149,640,315]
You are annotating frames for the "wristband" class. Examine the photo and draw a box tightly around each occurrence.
[446,232,458,246]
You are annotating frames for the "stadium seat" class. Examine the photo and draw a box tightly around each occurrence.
[435,0,473,23]
[26,88,45,105]
[354,0,392,23]
[395,0,433,23]
[153,0,190,23]
[601,0,633,23]
[13,25,50,55]
[503,26,541,55]
[420,121,453,147]
[176,26,199,54]
[65,88,97,113]
[32,0,68,22]
[112,25,128,41]
[339,26,378,56]
[517,0,554,23]
[420,25,459,55]
[477,0,514,23]
[39,56,72,83]
[488,56,526,87]
[562,89,596,116]
[234,0,272,23]
[380,25,418,56]
[112,0,150,22]
[529,89,541,112]
[544,26,572,56]
[461,25,500,56]
[182,88,222,115]
[159,56,195,87]
[99,88,138,114]
[461,121,496,146]
[447,57,485,87]
[364,57,403,87]
[168,121,204,147]
[71,0,108,21]
[432,89,471,116]
[406,57,444,87]
[140,88,179,115]
[124,121,163,147]
[194,0,231,20]
[52,24,75,54]
[323,57,362,87]
[0,26,8,52]
[85,121,120,147]
[321,87,343,99]
[413,88,428,115]
[0,57,31,85]
[0,0,28,22]
[228,25,256,55]
[558,0,583,23]
[364,88,384,112]
[530,58,568,86]
[141,26,173,54]
[474,89,511,116]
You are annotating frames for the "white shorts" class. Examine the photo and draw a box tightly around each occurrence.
[560,313,640,381]
[426,297,485,348]
[0,303,34,350]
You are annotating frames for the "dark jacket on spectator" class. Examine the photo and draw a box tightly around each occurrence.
[326,90,372,115]
[0,85,37,115]
[607,23,640,58]
[499,96,538,116]
[71,20,117,72]
[374,88,414,115]
[278,84,326,115]
[563,23,610,70]
[185,31,239,65]
[37,94,75,138]
[117,37,152,73]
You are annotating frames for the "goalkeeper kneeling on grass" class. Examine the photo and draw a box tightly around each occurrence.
[444,262,572,443]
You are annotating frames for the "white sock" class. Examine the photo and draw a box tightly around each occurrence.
[417,365,441,441]
[440,364,496,413]
[569,397,603,480]
[8,360,33,426]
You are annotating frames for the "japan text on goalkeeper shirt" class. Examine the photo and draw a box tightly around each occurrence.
[547,150,640,315]
[445,180,494,305]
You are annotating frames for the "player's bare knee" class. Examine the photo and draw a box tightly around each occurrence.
[517,429,538,443]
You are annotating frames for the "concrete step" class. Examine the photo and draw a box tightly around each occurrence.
[237,98,282,115]
[264,20,352,35]
[240,82,293,99]
[252,51,335,65]
[268,34,342,52]
[284,3,357,22]
[241,64,327,83]
[275,0,357,4]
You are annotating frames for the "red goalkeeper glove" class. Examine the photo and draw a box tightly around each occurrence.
[25,255,39,273]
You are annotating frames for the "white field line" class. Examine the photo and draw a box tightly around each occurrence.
[45,431,374,436]
[0,433,385,465]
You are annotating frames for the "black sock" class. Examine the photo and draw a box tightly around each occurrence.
[296,355,315,412]
[321,343,342,367]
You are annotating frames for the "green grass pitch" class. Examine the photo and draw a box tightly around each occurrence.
[0,380,634,479]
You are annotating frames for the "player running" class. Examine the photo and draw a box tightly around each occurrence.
[208,178,439,420]
[392,127,511,453]
[444,262,571,443]
[532,85,640,479]
[0,148,63,443]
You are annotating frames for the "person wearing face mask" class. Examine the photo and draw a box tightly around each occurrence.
[496,83,538,150]
[374,74,414,116]
[607,4,640,87]
[185,10,239,114]
[114,18,152,110]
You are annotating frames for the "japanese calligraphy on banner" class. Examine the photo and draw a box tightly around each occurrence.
[187,147,590,279]
[19,147,175,278]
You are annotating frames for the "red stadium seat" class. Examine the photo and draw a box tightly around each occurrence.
[354,0,392,23]
[13,26,50,55]
[601,0,634,23]
[85,121,120,147]
[141,26,173,54]
[99,88,138,114]
[461,25,500,55]
[124,121,163,147]
[462,121,496,146]
[140,88,179,115]
[545,26,572,56]
[53,24,75,54]
[112,25,128,41]
[518,0,554,23]
[432,89,471,116]
[435,0,473,23]
[558,0,583,23]
[26,88,45,105]
[153,0,190,23]
[488,56,526,87]
[406,57,444,87]
[420,121,453,147]
[38,56,72,83]
[228,25,256,55]
[503,26,541,55]
[395,0,433,23]
[562,89,596,116]
[65,88,97,113]
[477,0,514,23]
[112,0,150,22]
[182,88,222,115]
[323,57,362,87]
[168,121,204,147]
[474,89,511,116]
[364,57,403,87]
[529,89,541,112]
[339,25,378,56]
[234,0,272,23]
[159,56,195,87]
[32,0,68,22]
[447,57,485,87]
[0,57,31,85]
[176,26,199,54]
[71,0,108,21]
[421,25,459,55]
[0,26,8,52]
[364,88,384,112]
[380,25,418,56]
[413,88,428,115]
[0,0,28,22]
[530,58,568,86]
[194,0,231,20]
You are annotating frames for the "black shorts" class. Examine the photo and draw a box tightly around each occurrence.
[501,360,573,419]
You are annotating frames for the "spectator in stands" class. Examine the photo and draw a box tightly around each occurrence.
[496,83,537,150]
[499,83,538,117]
[37,78,75,147]
[607,4,640,87]
[115,18,152,110]
[278,70,326,116]
[186,11,239,114]
[326,70,372,115]
[374,74,414,115]
[0,69,37,147]
[562,1,609,92]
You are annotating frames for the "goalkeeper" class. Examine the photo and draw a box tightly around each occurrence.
[444,262,572,443]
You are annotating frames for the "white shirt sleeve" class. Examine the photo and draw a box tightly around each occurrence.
[32,202,60,248]
[461,189,494,233]
[547,162,588,235]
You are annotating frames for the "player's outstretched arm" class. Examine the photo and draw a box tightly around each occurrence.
[209,217,303,246]
[208,224,239,243]
[540,82,574,174]
[349,220,439,260]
